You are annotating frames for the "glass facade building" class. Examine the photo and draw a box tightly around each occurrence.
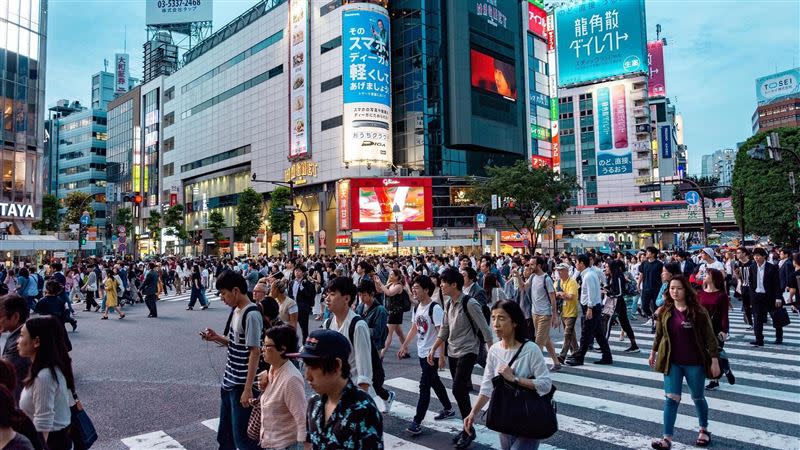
[0,0,46,231]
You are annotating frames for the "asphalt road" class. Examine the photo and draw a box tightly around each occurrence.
[68,291,800,450]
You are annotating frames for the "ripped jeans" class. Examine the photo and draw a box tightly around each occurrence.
[662,363,709,437]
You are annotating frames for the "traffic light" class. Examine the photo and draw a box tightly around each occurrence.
[133,193,143,204]
[472,231,479,242]
[703,218,713,236]
[79,224,88,246]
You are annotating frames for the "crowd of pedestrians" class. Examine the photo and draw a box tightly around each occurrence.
[0,242,795,449]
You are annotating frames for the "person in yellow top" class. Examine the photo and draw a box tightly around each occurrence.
[102,267,125,320]
[555,263,579,364]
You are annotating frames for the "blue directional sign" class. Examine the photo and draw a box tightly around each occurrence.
[80,214,90,225]
[476,214,487,224]
[684,191,700,206]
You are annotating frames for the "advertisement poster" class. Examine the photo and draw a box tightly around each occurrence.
[471,49,517,100]
[555,0,647,86]
[145,0,213,26]
[647,40,666,97]
[114,53,129,94]
[337,180,350,231]
[531,155,553,169]
[348,178,433,231]
[342,6,392,164]
[660,125,672,159]
[755,68,800,105]
[594,81,632,176]
[289,0,310,159]
[528,2,547,38]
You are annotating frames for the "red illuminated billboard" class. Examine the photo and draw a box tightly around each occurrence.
[528,3,546,38]
[647,41,667,97]
[349,177,433,231]
[531,155,553,169]
[470,49,517,100]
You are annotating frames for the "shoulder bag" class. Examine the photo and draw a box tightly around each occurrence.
[485,341,558,440]
[247,396,261,441]
[69,391,98,450]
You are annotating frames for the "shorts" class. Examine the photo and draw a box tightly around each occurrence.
[534,314,552,347]
[388,309,405,325]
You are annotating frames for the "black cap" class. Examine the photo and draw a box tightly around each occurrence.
[287,329,350,361]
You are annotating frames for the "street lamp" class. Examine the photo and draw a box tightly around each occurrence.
[392,204,401,256]
[293,203,310,256]
[550,214,557,256]
[252,174,295,257]
[194,222,199,257]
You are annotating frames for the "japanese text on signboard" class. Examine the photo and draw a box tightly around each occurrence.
[344,10,391,105]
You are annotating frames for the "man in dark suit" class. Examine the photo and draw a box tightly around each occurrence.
[288,264,316,341]
[141,262,160,318]
[778,248,794,293]
[0,294,31,401]
[749,247,784,346]
[676,251,696,278]
[460,267,488,306]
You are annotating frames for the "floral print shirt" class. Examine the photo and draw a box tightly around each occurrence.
[306,380,383,449]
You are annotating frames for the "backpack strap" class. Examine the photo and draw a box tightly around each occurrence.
[460,295,479,337]
[348,316,363,344]
[324,317,333,330]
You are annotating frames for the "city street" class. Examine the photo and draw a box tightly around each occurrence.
[69,291,800,450]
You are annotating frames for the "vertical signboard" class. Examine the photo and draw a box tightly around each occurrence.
[289,0,310,159]
[337,179,351,231]
[342,5,392,165]
[594,80,632,176]
[597,87,612,150]
[114,53,129,94]
[660,125,672,159]
[546,13,560,167]
[528,2,547,38]
[555,0,647,86]
[647,41,666,97]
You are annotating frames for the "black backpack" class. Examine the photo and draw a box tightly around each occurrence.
[447,295,490,366]
[325,316,385,389]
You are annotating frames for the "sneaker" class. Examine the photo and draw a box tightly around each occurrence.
[565,358,584,367]
[406,421,422,435]
[644,319,653,326]
[383,391,396,413]
[624,346,641,353]
[434,409,455,421]
[705,380,719,391]
[725,370,736,385]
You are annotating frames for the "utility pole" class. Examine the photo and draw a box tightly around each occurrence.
[251,174,295,257]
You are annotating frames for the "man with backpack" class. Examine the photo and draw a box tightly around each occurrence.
[200,270,262,450]
[516,256,561,370]
[353,278,395,412]
[428,267,493,450]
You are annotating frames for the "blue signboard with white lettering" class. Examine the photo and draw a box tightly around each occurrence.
[660,125,672,159]
[342,9,391,106]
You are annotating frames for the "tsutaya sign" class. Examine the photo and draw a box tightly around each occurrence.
[0,203,34,218]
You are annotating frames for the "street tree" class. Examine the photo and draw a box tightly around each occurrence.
[34,194,59,233]
[671,175,731,200]
[235,187,264,252]
[115,207,134,232]
[207,210,226,255]
[147,211,162,243]
[469,160,579,253]
[61,192,94,232]
[267,186,292,238]
[732,126,800,245]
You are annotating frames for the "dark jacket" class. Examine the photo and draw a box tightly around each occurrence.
[355,301,389,351]
[3,326,30,401]
[778,259,794,292]
[288,277,316,308]
[466,282,489,306]
[652,305,719,378]
[141,270,160,296]
[748,261,782,305]
[681,259,697,278]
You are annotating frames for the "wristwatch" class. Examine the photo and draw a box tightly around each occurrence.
[513,376,520,384]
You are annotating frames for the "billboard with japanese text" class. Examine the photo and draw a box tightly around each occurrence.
[289,0,310,159]
[114,53,129,94]
[528,2,547,38]
[755,68,800,105]
[555,0,647,87]
[594,81,633,176]
[145,0,212,26]
[348,178,433,232]
[647,40,666,97]
[342,5,392,165]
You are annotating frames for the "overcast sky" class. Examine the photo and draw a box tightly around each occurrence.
[45,0,800,175]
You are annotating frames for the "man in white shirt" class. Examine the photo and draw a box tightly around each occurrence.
[565,254,613,366]
[696,247,725,284]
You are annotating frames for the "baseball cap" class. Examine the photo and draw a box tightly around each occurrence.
[287,329,350,361]
[555,263,570,271]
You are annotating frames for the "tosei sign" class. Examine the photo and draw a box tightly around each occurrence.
[755,68,800,105]
[145,0,213,26]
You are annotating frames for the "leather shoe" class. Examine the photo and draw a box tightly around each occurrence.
[593,358,613,365]
[565,358,584,366]
[452,431,464,444]
[749,341,763,347]
[773,339,783,345]
[455,429,476,449]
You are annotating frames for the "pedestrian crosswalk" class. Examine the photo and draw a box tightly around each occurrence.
[117,306,800,449]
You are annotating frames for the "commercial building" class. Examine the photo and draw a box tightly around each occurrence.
[752,68,800,134]
[701,148,734,186]
[0,0,47,239]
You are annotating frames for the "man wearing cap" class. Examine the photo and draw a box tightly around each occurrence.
[555,263,579,364]
[293,329,383,449]
[696,247,725,286]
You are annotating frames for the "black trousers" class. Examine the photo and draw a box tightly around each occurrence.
[414,356,452,424]
[448,353,477,420]
[574,304,612,361]
[640,288,658,317]
[605,296,637,347]
[752,293,774,344]
[145,293,158,317]
[83,290,99,310]
[297,304,311,341]
[741,287,753,325]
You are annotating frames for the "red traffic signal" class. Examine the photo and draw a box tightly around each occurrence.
[133,193,143,204]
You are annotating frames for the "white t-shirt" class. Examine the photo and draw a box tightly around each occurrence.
[414,301,444,358]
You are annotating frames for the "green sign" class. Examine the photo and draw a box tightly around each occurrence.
[550,98,558,121]
[532,124,551,141]
[527,0,545,9]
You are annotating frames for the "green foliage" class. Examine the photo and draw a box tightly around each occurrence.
[235,187,264,243]
[163,204,185,237]
[273,239,287,253]
[671,175,731,200]
[34,194,59,233]
[267,187,292,235]
[115,207,134,232]
[469,160,579,253]
[147,211,162,242]
[207,210,226,243]
[61,192,95,232]
[732,126,800,245]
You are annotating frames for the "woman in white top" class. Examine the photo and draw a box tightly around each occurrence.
[271,279,298,329]
[17,317,75,450]
[463,300,552,450]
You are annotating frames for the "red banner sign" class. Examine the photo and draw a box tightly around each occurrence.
[528,3,546,38]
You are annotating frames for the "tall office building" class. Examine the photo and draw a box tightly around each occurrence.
[752,68,800,134]
[0,0,47,235]
[701,149,734,186]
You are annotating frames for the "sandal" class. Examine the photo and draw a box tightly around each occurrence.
[119,314,126,319]
[650,438,672,450]
[696,430,711,447]
[100,316,108,320]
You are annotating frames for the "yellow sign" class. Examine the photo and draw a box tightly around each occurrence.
[285,161,318,183]
[634,176,651,186]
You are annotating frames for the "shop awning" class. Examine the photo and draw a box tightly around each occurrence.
[0,235,93,251]
[400,239,483,247]
[501,241,525,248]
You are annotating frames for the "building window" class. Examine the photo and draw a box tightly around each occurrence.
[182,66,283,119]
[320,75,342,93]
[320,36,342,54]
[321,115,343,131]
[163,137,175,152]
[180,145,251,172]
[163,112,175,127]
[320,0,342,16]
[163,162,174,177]
[164,86,175,102]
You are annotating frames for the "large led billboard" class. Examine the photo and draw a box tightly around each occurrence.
[647,40,666,97]
[755,68,800,105]
[470,49,517,100]
[342,5,393,165]
[348,178,433,231]
[555,0,647,87]
[145,0,212,26]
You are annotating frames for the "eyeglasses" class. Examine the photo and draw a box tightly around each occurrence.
[262,344,277,350]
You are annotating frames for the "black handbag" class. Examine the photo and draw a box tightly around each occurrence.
[485,341,558,439]
[772,307,791,329]
[69,392,98,450]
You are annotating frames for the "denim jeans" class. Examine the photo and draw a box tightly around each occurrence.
[500,433,540,450]
[662,363,708,437]
[217,385,260,450]
[414,356,452,424]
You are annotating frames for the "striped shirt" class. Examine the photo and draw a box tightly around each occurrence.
[222,305,263,389]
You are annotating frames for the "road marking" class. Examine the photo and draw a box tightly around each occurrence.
[121,431,187,449]
[201,418,219,432]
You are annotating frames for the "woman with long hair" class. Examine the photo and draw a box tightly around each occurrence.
[604,260,639,352]
[483,273,506,306]
[648,276,720,449]
[17,317,76,450]
[102,267,125,320]
[310,265,324,321]
[463,300,551,450]
[374,269,409,359]
[698,268,735,390]
[0,359,42,450]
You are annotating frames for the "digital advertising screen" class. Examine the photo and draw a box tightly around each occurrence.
[348,178,433,231]
[470,49,517,100]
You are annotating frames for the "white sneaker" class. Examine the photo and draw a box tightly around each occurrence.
[383,391,396,413]
[644,319,653,326]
